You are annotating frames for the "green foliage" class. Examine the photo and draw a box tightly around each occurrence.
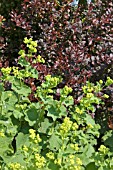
[0,38,113,169]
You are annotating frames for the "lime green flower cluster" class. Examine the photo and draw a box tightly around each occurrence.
[18,49,26,58]
[83,78,113,99]
[22,145,29,152]
[18,37,46,68]
[54,158,62,165]
[36,75,62,103]
[82,85,95,98]
[60,85,73,96]
[21,129,44,169]
[87,123,93,129]
[75,82,103,114]
[12,66,21,77]
[24,70,32,77]
[24,37,37,54]
[103,94,109,99]
[29,129,36,139]
[15,103,27,110]
[46,152,55,160]
[76,157,82,166]
[68,154,75,165]
[66,155,82,170]
[71,122,79,130]
[86,92,94,98]
[40,75,62,89]
[7,162,24,170]
[105,77,113,86]
[1,67,11,76]
[18,37,37,58]
[98,145,109,155]
[45,75,62,87]
[12,66,31,79]
[82,80,103,94]
[80,78,113,113]
[24,37,37,47]
[59,117,73,136]
[36,55,45,63]
[70,143,79,151]
[1,62,33,81]
[75,107,84,115]
[82,84,94,94]
[29,129,42,144]
[0,129,5,137]
[99,79,103,84]
[34,153,46,169]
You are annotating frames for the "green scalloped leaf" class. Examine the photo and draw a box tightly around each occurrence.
[62,96,74,107]
[11,78,31,96]
[49,133,62,151]
[16,132,29,150]
[0,136,12,157]
[13,110,23,119]
[47,101,67,121]
[38,118,52,134]
[25,105,38,126]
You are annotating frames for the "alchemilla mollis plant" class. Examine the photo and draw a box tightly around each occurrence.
[0,38,113,170]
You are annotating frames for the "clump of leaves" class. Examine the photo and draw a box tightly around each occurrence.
[0,0,113,88]
[0,38,113,169]
[7,0,113,85]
